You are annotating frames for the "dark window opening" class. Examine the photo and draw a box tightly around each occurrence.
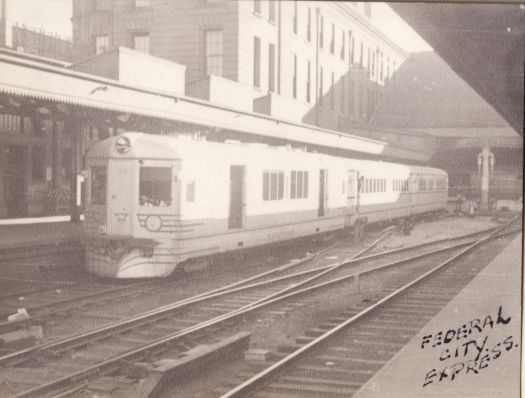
[91,166,106,205]
[139,167,172,207]
[31,146,46,182]
[254,37,261,88]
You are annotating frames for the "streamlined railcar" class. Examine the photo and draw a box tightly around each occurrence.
[84,133,448,278]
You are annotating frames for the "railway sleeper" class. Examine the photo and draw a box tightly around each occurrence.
[356,324,421,334]
[347,330,412,344]
[277,343,303,354]
[349,336,406,349]
[280,375,362,390]
[330,345,397,359]
[317,354,387,367]
[297,364,375,381]
[262,380,358,397]
[370,317,427,328]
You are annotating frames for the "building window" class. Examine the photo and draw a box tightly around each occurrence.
[269,43,275,92]
[340,75,345,112]
[292,53,297,99]
[90,166,106,205]
[95,35,109,55]
[293,0,298,34]
[348,78,354,115]
[330,22,335,54]
[319,16,324,49]
[330,72,335,110]
[319,67,323,106]
[263,170,284,201]
[359,42,363,67]
[358,83,363,119]
[371,50,375,77]
[139,167,172,207]
[350,34,355,65]
[269,1,276,23]
[253,0,261,15]
[306,60,311,103]
[367,47,371,71]
[186,180,196,202]
[94,0,110,11]
[291,171,309,199]
[341,30,345,60]
[307,8,311,42]
[133,34,150,54]
[205,29,223,76]
[135,0,149,7]
[253,36,261,88]
[380,53,384,80]
[364,2,372,18]
[31,146,46,182]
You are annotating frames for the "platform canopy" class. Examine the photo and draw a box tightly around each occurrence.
[0,52,390,158]
[392,3,524,137]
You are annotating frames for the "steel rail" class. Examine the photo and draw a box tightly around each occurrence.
[217,218,518,398]
[0,224,503,367]
[6,224,519,398]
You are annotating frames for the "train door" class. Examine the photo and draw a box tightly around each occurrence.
[6,145,27,218]
[346,169,358,214]
[409,173,418,213]
[229,165,245,229]
[318,169,328,217]
[108,161,133,235]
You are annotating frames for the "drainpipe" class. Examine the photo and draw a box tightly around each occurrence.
[315,7,320,127]
[277,0,281,95]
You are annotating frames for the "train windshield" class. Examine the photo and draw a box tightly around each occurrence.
[90,166,107,205]
[139,167,172,207]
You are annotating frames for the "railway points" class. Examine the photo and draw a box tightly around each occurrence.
[210,219,519,398]
[0,216,517,398]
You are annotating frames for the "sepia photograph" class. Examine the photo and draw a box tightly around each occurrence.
[0,0,522,397]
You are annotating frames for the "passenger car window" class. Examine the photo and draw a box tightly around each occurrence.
[91,166,107,205]
[139,167,172,206]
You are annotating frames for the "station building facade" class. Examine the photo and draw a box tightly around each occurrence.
[71,0,407,131]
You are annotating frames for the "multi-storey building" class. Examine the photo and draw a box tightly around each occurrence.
[72,0,407,132]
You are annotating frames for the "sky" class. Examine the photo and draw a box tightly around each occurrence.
[3,0,432,53]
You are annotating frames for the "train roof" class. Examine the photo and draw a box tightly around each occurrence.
[87,132,447,176]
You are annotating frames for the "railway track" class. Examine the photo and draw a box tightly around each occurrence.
[215,218,519,398]
[0,242,82,263]
[0,220,517,398]
[0,226,399,343]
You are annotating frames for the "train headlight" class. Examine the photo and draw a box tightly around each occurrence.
[115,136,131,154]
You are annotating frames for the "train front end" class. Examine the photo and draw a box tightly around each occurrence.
[84,133,182,278]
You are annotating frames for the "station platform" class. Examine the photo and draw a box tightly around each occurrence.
[354,233,523,398]
[0,218,82,251]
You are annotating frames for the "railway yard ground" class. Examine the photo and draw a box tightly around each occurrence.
[0,212,521,398]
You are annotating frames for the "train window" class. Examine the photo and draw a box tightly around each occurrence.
[291,170,309,199]
[90,166,107,205]
[139,167,172,206]
[186,180,195,202]
[263,170,284,201]
[290,172,296,198]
